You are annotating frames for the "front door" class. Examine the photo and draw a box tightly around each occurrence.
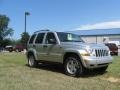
[43,32,62,62]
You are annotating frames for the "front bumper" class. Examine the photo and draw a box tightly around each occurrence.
[82,56,112,68]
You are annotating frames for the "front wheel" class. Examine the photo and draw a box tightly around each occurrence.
[64,55,85,77]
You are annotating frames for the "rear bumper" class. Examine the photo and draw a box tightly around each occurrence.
[82,56,112,68]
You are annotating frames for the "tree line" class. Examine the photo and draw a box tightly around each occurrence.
[0,14,30,48]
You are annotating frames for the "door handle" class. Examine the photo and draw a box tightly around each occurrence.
[43,45,48,48]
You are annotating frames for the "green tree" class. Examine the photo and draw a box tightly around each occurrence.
[11,39,21,45]
[1,38,12,47]
[0,14,14,47]
[21,32,30,47]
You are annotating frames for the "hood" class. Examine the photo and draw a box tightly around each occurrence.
[61,42,107,49]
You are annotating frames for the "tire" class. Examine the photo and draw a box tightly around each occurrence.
[18,50,21,52]
[115,52,118,56]
[96,66,108,73]
[64,55,85,77]
[28,54,38,67]
[9,50,13,52]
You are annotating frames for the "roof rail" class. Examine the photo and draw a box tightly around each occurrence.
[34,29,50,33]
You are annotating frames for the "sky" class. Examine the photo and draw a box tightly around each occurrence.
[0,0,120,39]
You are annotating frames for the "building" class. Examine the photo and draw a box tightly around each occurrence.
[70,28,120,44]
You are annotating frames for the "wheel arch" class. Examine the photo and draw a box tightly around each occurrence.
[27,49,38,60]
[63,52,83,65]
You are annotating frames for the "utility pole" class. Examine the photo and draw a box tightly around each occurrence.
[24,12,30,50]
[24,12,30,33]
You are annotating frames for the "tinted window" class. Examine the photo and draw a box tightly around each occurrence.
[46,33,56,44]
[29,34,36,44]
[35,33,45,44]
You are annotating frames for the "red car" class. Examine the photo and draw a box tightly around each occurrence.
[105,43,118,56]
[15,45,25,52]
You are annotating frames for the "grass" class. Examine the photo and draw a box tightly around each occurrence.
[0,52,120,90]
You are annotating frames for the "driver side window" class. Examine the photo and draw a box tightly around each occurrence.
[45,32,56,44]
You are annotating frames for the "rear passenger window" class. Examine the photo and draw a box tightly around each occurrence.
[29,34,36,44]
[35,33,45,44]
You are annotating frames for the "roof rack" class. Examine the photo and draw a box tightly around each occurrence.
[34,29,50,33]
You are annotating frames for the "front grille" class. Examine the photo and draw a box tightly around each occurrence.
[95,49,108,57]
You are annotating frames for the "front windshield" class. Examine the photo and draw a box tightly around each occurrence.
[57,32,84,42]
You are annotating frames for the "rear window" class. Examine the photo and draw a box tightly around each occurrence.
[29,34,36,44]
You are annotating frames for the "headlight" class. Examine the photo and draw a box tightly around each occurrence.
[78,49,90,56]
[85,46,93,54]
[78,46,93,56]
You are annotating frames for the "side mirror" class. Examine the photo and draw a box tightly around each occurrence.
[49,39,56,44]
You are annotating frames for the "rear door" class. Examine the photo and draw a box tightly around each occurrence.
[28,34,36,49]
[34,32,46,60]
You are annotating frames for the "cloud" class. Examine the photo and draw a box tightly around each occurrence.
[76,21,120,30]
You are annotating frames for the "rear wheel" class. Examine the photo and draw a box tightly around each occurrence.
[64,55,85,77]
[115,52,118,56]
[28,54,38,67]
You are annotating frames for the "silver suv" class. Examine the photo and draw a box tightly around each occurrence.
[27,30,112,77]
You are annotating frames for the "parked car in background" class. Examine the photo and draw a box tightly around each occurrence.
[108,41,120,47]
[105,43,118,56]
[5,45,14,52]
[15,45,25,52]
[118,45,120,49]
[5,45,25,52]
